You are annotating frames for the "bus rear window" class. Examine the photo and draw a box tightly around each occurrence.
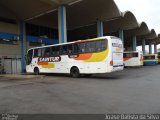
[77,39,107,54]
[144,56,155,60]
[124,53,138,58]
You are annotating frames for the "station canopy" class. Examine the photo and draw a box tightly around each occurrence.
[67,11,140,39]
[104,11,139,33]
[154,34,160,44]
[0,0,159,44]
[0,0,121,29]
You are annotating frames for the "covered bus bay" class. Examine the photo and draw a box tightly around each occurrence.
[0,0,160,74]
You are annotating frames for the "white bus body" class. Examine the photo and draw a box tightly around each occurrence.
[123,51,143,67]
[26,36,124,77]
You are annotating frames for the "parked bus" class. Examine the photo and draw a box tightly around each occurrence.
[123,51,143,67]
[25,36,124,77]
[143,54,158,65]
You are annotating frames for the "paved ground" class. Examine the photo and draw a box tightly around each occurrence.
[0,65,160,114]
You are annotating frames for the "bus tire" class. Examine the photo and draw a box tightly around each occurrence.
[34,67,40,75]
[70,67,80,78]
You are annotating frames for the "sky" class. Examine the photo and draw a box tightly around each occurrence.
[114,0,160,52]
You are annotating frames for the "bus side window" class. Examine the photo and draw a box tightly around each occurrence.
[38,49,42,57]
[126,53,132,58]
[51,47,55,56]
[34,48,42,57]
[86,41,96,53]
[73,44,78,54]
[42,48,45,57]
[61,45,68,55]
[78,42,85,53]
[96,40,102,52]
[68,44,73,54]
[43,47,51,57]
[101,39,107,50]
[34,49,38,57]
[55,46,60,56]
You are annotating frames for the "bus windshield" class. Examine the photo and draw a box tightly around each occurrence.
[124,53,138,58]
[144,55,155,60]
[26,49,33,65]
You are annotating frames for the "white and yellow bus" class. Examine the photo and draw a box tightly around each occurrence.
[123,51,144,67]
[143,54,158,65]
[26,36,124,77]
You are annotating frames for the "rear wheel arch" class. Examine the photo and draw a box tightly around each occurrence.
[70,66,80,78]
[34,67,40,75]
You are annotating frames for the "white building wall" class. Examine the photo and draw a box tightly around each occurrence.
[0,43,42,58]
[0,42,21,58]
[0,22,18,34]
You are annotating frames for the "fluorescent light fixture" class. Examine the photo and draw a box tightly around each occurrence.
[46,9,57,14]
[68,0,83,6]
[34,13,45,18]
[3,39,10,41]
[25,17,34,21]
[105,16,122,22]
[25,8,57,21]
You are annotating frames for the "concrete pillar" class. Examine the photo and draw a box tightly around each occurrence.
[142,39,146,55]
[119,29,124,50]
[97,20,103,37]
[132,35,137,51]
[119,29,124,41]
[149,43,152,54]
[154,43,157,54]
[19,21,26,73]
[58,5,67,43]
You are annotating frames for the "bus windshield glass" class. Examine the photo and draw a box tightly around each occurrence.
[26,49,33,65]
[144,55,155,60]
[124,53,138,58]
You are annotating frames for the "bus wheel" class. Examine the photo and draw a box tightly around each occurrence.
[34,67,39,75]
[70,67,80,78]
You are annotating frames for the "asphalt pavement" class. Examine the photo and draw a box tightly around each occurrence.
[0,65,160,114]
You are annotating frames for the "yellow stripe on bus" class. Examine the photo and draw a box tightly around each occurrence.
[84,47,109,62]
[42,64,55,68]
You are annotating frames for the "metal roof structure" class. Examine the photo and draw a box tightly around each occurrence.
[0,0,159,44]
[103,11,139,33]
[0,0,121,29]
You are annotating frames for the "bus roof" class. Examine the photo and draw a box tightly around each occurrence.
[27,36,120,51]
